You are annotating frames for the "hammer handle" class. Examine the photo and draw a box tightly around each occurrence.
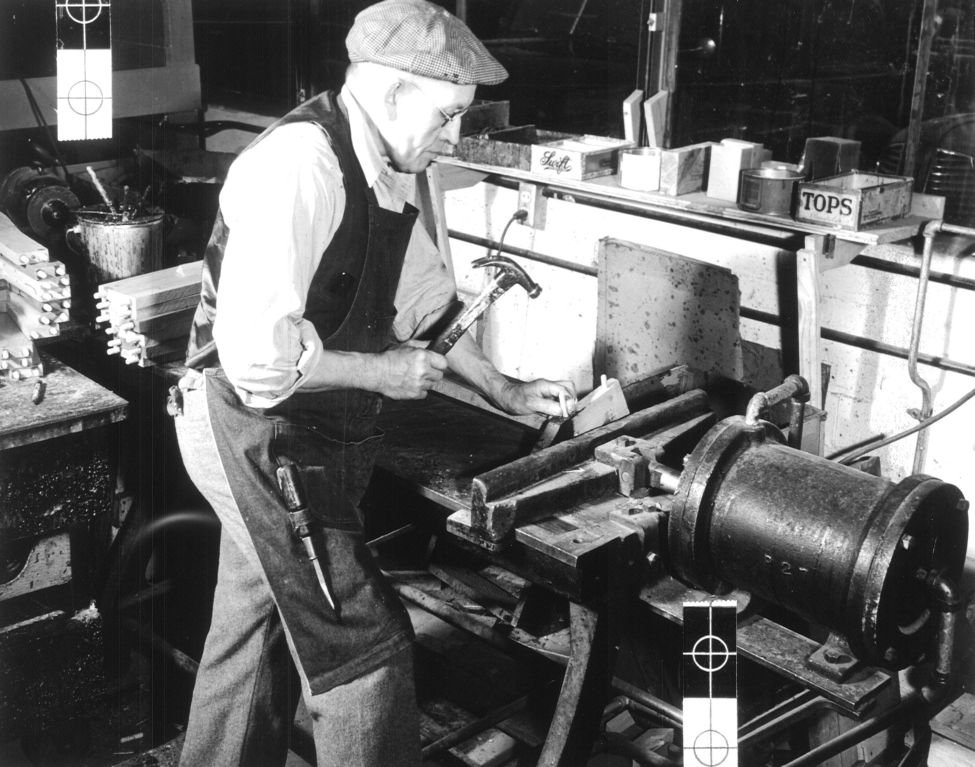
[428,277,506,355]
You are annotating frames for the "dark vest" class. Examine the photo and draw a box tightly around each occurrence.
[186,91,401,368]
[187,93,416,431]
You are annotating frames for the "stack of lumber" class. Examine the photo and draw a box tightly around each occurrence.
[0,211,72,379]
[94,261,201,367]
[0,305,43,380]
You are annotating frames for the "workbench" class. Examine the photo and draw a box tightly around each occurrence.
[0,351,128,610]
[0,352,127,742]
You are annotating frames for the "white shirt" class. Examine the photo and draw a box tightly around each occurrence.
[213,86,455,408]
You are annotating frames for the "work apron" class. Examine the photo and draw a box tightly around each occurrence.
[199,199,418,695]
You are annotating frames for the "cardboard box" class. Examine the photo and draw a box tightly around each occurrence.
[457,125,572,170]
[795,171,913,229]
[530,135,636,181]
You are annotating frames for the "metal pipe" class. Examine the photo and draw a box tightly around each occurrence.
[919,571,964,694]
[743,374,808,427]
[610,677,683,729]
[738,693,835,749]
[601,732,679,766]
[740,305,975,378]
[781,694,925,767]
[910,220,975,472]
[853,254,975,293]
[908,221,940,472]
[448,229,597,276]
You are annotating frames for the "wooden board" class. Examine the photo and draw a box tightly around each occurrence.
[0,211,49,264]
[0,256,70,302]
[97,261,202,313]
[595,237,743,384]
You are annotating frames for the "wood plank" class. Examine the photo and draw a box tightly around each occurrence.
[0,212,50,264]
[97,261,202,313]
[0,257,70,303]
[6,290,63,340]
[0,312,37,362]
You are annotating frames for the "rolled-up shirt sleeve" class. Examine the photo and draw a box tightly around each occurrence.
[213,123,344,408]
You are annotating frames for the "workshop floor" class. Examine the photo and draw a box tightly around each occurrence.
[0,599,667,767]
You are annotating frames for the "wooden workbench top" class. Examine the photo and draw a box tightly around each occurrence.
[0,352,128,451]
[376,392,534,512]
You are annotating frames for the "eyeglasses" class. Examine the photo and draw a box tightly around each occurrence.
[410,82,469,128]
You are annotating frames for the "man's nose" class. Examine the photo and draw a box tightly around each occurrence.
[441,118,462,145]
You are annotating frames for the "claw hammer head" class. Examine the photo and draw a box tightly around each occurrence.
[473,255,542,298]
[428,255,541,355]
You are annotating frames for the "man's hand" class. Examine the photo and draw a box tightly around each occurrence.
[496,378,578,418]
[376,346,448,399]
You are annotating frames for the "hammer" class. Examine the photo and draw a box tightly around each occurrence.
[429,255,541,355]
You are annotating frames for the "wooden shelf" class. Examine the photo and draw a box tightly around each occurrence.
[438,157,932,248]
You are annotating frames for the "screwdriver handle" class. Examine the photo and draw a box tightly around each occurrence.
[276,464,305,510]
[276,464,314,538]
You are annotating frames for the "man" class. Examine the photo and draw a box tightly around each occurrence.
[172,1,577,765]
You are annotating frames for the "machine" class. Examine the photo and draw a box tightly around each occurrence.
[374,367,971,765]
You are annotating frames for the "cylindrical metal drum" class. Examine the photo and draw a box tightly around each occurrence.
[68,207,165,285]
[668,416,968,668]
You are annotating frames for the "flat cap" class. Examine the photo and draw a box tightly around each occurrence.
[346,0,508,86]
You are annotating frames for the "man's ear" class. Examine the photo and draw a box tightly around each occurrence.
[384,80,403,121]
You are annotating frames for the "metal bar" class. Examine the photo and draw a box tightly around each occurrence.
[738,694,834,749]
[448,229,597,276]
[781,695,924,767]
[610,678,683,729]
[740,306,975,379]
[908,223,939,471]
[853,255,975,293]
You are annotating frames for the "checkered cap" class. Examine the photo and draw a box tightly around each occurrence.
[346,0,508,85]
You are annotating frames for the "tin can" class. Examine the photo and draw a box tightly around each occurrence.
[737,166,805,217]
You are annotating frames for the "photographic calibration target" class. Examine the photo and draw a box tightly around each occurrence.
[56,0,112,140]
[683,600,738,767]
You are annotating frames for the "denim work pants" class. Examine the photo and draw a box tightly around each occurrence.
[174,376,421,767]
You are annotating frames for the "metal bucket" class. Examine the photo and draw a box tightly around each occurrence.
[67,207,165,285]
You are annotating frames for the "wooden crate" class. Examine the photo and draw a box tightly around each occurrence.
[795,171,913,230]
[457,126,572,170]
[530,134,636,181]
[459,100,510,136]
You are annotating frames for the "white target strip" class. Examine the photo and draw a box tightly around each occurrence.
[683,600,738,767]
[56,0,113,141]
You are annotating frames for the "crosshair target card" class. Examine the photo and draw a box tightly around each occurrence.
[56,0,112,140]
[683,600,738,767]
